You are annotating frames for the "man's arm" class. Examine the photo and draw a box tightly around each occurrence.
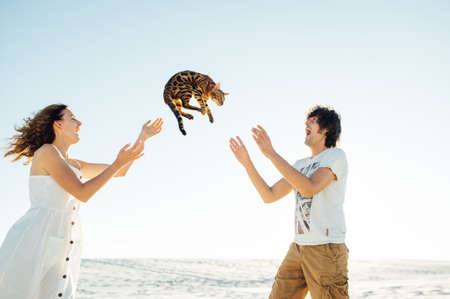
[229,136,292,203]
[251,125,336,197]
[267,152,335,198]
[243,160,293,203]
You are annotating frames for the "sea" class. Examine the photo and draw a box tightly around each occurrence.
[76,259,450,299]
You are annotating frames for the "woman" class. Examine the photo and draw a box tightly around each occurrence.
[0,104,163,298]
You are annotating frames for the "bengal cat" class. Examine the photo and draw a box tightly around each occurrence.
[163,70,229,135]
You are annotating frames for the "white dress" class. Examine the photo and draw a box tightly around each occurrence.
[0,146,83,299]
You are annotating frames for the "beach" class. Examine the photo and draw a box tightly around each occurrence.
[77,258,450,298]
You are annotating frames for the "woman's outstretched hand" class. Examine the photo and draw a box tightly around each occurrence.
[229,136,252,168]
[113,141,145,168]
[139,118,163,141]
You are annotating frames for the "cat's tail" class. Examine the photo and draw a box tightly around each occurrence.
[164,89,187,135]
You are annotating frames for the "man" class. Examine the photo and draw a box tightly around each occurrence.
[229,105,349,299]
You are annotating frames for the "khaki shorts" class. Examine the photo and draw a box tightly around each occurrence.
[269,242,349,299]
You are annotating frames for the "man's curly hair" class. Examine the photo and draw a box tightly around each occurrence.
[4,104,68,164]
[307,105,341,148]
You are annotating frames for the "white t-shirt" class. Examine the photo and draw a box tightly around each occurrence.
[292,147,348,245]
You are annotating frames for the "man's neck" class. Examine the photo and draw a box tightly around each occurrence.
[310,143,328,158]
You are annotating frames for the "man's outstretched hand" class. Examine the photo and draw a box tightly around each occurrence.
[229,136,252,168]
[251,125,276,159]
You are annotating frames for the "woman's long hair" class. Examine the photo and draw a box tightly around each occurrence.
[4,104,68,165]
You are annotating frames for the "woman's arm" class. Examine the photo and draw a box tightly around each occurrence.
[39,142,144,202]
[69,160,122,179]
[71,118,163,179]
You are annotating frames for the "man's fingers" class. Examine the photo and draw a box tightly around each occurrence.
[236,136,245,148]
[252,131,260,142]
[257,125,267,135]
[229,138,244,153]
[229,141,239,153]
[252,128,265,140]
[230,138,245,151]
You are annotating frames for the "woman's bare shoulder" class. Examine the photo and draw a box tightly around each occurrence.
[33,144,56,160]
[30,144,59,175]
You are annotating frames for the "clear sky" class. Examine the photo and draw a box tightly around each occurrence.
[1,1,449,261]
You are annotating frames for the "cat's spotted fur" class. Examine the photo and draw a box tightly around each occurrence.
[163,70,228,135]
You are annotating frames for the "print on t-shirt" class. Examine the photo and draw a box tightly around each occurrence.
[295,162,320,235]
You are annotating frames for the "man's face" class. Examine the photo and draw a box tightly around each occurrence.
[304,116,326,147]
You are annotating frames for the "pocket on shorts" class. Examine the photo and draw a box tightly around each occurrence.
[42,236,65,273]
[320,275,349,299]
[327,244,348,261]
[319,245,349,298]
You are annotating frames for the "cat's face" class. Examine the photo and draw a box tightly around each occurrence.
[210,89,226,106]
[209,82,229,106]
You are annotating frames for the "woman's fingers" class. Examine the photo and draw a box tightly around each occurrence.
[143,118,163,130]
[144,118,163,136]
[151,118,163,127]
[121,143,131,152]
[132,152,145,161]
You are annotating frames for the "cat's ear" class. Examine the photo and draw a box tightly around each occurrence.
[208,83,215,90]
[215,82,221,89]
